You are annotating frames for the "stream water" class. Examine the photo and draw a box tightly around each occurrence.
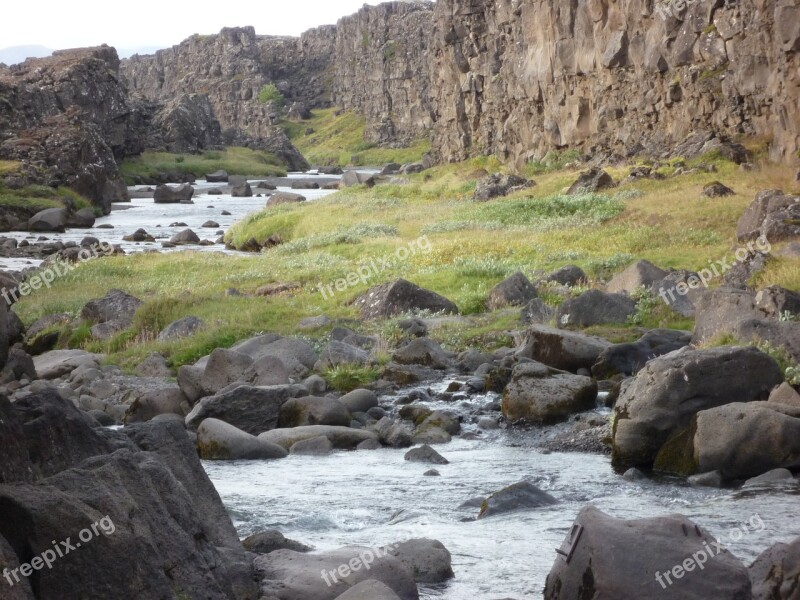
[204,380,800,599]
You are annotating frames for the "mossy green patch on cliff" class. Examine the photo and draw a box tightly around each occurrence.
[0,183,92,214]
[282,108,430,167]
[0,160,21,176]
[119,147,287,183]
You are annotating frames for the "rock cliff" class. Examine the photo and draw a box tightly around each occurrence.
[0,47,144,212]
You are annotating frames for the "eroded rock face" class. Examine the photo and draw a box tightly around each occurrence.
[0,47,141,212]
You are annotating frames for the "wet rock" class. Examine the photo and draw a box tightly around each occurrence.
[340,389,378,413]
[197,418,288,460]
[404,444,449,465]
[687,471,724,488]
[154,183,194,204]
[290,435,334,455]
[259,425,378,450]
[743,468,794,488]
[502,362,597,423]
[354,279,458,319]
[478,480,557,519]
[373,417,413,448]
[385,538,454,584]
[612,346,783,472]
[544,506,751,599]
[243,529,312,554]
[750,536,800,599]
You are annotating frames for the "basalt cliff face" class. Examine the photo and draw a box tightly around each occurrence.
[121,0,800,167]
[430,0,800,167]
[0,47,144,211]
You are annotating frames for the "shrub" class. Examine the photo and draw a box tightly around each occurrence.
[258,83,285,107]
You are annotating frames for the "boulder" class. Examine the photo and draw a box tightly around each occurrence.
[591,329,693,379]
[690,402,800,479]
[755,285,800,318]
[177,348,254,403]
[650,270,705,317]
[333,580,402,600]
[340,171,376,188]
[196,418,288,460]
[231,182,252,197]
[606,260,668,295]
[243,530,312,554]
[502,362,597,423]
[373,417,413,448]
[33,349,103,380]
[702,181,735,197]
[267,192,306,207]
[27,208,68,232]
[315,340,371,370]
[255,547,418,600]
[612,346,783,471]
[566,168,616,194]
[170,228,201,245]
[278,396,352,428]
[154,183,194,204]
[340,389,378,413]
[544,506,752,599]
[291,180,319,190]
[547,265,587,287]
[247,355,292,386]
[473,173,533,201]
[185,384,307,434]
[521,298,557,325]
[769,382,800,408]
[81,289,143,328]
[201,220,219,228]
[516,325,612,372]
[205,170,228,183]
[557,290,636,328]
[157,316,203,341]
[477,480,558,519]
[737,189,800,243]
[125,385,188,423]
[66,207,96,228]
[353,279,458,319]
[234,336,317,379]
[258,425,378,450]
[290,435,334,455]
[404,444,449,465]
[750,536,800,599]
[385,539,454,584]
[392,338,451,369]
[743,468,794,488]
[486,272,538,310]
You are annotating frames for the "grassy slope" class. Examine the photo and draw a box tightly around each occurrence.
[283,108,431,167]
[0,161,94,214]
[15,149,800,371]
[119,147,287,184]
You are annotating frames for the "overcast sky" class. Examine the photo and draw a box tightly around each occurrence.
[1,0,382,55]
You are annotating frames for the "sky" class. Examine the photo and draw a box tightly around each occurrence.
[0,0,382,56]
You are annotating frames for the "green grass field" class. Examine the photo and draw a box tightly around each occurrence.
[119,147,287,183]
[15,146,800,371]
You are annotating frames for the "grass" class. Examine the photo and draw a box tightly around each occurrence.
[282,108,431,167]
[0,182,93,215]
[13,149,800,370]
[119,147,287,184]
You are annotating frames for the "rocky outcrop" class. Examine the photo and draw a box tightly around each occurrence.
[0,47,142,212]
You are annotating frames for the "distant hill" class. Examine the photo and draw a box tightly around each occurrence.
[0,45,53,65]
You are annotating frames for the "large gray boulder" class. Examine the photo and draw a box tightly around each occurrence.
[267,191,306,207]
[170,228,201,245]
[278,396,352,428]
[27,208,69,232]
[516,325,612,372]
[258,425,378,450]
[385,539,454,583]
[486,271,538,310]
[243,529,312,554]
[544,506,752,599]
[197,418,288,460]
[340,171,376,188]
[612,346,783,472]
[154,183,194,203]
[157,316,203,341]
[606,260,668,295]
[690,402,800,479]
[255,547,419,600]
[392,338,452,369]
[478,480,558,519]
[592,329,692,379]
[473,173,533,201]
[750,536,800,600]
[177,348,254,403]
[339,389,378,413]
[80,289,143,329]
[547,265,587,287]
[566,168,615,194]
[185,384,308,434]
[33,349,103,380]
[557,289,636,328]
[315,340,371,370]
[236,336,317,379]
[67,207,97,228]
[502,362,597,423]
[354,279,458,319]
[737,189,800,242]
[373,417,413,448]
